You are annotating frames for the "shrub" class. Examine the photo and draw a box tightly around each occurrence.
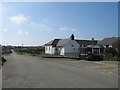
[103,54,120,61]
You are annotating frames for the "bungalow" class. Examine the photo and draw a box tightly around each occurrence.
[45,34,97,57]
[98,37,120,48]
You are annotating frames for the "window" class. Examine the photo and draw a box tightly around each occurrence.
[93,48,99,54]
[55,48,57,51]
[106,45,109,48]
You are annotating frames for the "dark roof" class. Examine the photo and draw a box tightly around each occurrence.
[45,38,97,47]
[75,40,97,46]
[56,38,71,46]
[98,37,120,45]
[57,39,97,47]
[45,39,60,46]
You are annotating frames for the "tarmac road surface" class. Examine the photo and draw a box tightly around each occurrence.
[2,52,118,88]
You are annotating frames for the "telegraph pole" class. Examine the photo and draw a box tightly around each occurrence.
[22,43,23,47]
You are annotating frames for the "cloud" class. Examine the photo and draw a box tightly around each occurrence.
[28,22,52,31]
[3,28,8,32]
[59,27,78,31]
[28,22,46,28]
[18,29,29,35]
[42,18,48,22]
[9,14,29,24]
[77,31,80,34]
[45,27,52,31]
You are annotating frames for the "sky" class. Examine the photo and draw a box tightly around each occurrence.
[1,2,118,46]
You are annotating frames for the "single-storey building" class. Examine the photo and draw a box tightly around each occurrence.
[98,37,120,48]
[45,34,98,57]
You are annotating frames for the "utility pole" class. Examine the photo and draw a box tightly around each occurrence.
[22,43,23,47]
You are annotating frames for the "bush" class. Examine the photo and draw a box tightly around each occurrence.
[103,47,120,61]
[112,57,120,61]
[104,47,117,57]
[103,54,120,61]
[1,57,7,65]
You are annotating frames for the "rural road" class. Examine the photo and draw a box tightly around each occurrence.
[0,68,2,89]
[2,52,118,88]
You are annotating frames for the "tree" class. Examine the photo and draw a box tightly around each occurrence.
[103,40,120,61]
[112,40,120,57]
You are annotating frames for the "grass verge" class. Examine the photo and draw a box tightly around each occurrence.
[15,52,24,55]
[2,53,11,56]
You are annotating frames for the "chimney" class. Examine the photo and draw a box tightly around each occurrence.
[70,34,74,40]
[92,38,96,45]
[92,38,94,41]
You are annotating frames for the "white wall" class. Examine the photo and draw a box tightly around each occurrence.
[45,40,80,56]
[59,47,65,55]
[45,45,55,54]
[103,45,112,48]
[60,40,80,56]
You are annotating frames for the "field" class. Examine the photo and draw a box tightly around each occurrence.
[14,46,45,56]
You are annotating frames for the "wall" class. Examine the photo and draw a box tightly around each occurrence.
[45,45,55,54]
[60,40,80,56]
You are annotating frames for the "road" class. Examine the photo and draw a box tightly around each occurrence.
[0,68,2,89]
[2,52,118,88]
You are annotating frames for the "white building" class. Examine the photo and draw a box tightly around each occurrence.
[56,38,80,56]
[45,34,97,57]
[45,39,60,55]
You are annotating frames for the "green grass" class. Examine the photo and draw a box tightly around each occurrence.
[0,61,2,65]
[2,53,11,56]
[16,52,24,55]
